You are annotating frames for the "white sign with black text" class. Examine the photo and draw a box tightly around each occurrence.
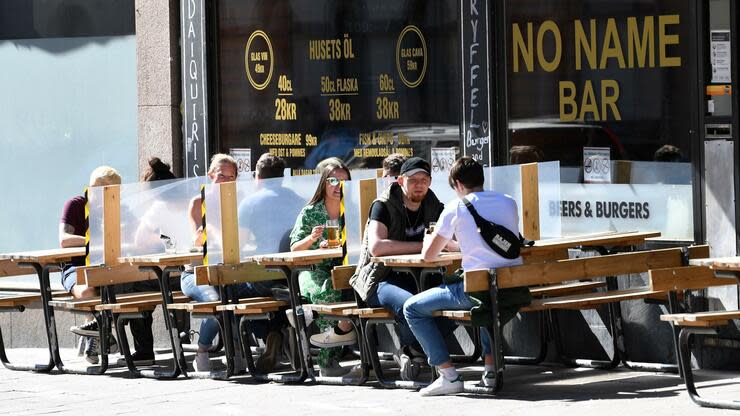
[431,147,457,174]
[552,183,693,241]
[583,147,611,184]
[711,30,731,84]
[230,148,251,174]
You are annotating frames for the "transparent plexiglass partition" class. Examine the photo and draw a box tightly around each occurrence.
[558,162,693,241]
[534,161,562,239]
[119,177,210,258]
[87,186,104,265]
[203,170,383,265]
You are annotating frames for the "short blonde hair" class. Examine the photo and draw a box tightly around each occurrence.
[89,166,121,187]
[208,153,238,176]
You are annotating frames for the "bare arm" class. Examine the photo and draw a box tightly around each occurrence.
[290,225,324,251]
[59,223,85,248]
[188,196,205,247]
[367,220,422,257]
[421,232,449,261]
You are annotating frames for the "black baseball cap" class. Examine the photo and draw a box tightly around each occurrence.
[400,157,431,177]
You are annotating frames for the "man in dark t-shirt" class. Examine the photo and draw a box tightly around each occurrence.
[355,157,447,381]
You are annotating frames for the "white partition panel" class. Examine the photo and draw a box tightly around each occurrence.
[537,161,562,238]
[87,186,105,266]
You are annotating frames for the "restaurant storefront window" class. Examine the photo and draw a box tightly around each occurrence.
[215,0,461,174]
[504,1,699,240]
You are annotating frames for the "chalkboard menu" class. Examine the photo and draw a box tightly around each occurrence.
[217,0,461,173]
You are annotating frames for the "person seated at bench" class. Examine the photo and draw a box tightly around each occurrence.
[350,157,448,381]
[181,154,284,373]
[382,153,407,179]
[114,157,180,365]
[404,157,531,396]
[238,153,304,255]
[62,166,122,363]
[289,158,357,376]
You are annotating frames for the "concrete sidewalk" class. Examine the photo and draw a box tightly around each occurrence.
[1,348,739,415]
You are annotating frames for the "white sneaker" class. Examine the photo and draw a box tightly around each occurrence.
[285,307,314,328]
[194,351,211,372]
[309,328,357,348]
[393,346,424,381]
[481,370,497,387]
[419,375,464,397]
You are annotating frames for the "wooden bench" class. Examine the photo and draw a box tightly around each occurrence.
[445,244,713,388]
[656,256,740,410]
[0,291,67,309]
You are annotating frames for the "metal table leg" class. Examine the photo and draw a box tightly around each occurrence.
[678,327,740,410]
[0,262,55,372]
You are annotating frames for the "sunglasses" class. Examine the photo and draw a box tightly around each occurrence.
[326,177,341,186]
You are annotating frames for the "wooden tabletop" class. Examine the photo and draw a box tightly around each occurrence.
[118,251,203,267]
[527,231,661,252]
[370,231,660,268]
[253,247,343,266]
[371,252,462,268]
[0,247,86,264]
[689,256,740,271]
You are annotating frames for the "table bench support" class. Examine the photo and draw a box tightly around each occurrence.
[677,327,740,410]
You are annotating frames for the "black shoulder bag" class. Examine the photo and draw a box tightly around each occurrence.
[461,198,533,259]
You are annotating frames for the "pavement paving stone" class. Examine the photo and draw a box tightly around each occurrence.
[1,348,740,415]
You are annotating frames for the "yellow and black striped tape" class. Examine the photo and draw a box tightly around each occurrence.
[201,184,208,266]
[84,187,90,266]
[339,181,348,265]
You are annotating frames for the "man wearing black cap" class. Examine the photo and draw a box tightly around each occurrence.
[350,157,446,381]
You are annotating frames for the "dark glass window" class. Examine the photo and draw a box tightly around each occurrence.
[505,1,694,172]
[216,0,460,171]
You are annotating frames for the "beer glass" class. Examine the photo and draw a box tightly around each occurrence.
[426,222,437,235]
[325,219,340,248]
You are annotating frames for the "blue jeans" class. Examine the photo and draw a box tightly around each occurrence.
[180,272,279,348]
[404,281,491,366]
[366,274,419,348]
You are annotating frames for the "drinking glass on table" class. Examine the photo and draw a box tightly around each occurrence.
[426,222,437,235]
[325,219,340,248]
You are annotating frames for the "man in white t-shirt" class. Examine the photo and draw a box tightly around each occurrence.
[403,156,531,396]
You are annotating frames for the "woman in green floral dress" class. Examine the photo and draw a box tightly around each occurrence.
[290,159,357,376]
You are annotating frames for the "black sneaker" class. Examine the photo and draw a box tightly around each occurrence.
[71,320,99,337]
[84,337,100,364]
[255,331,283,373]
[117,351,155,367]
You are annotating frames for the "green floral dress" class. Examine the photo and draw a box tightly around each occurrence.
[289,200,345,367]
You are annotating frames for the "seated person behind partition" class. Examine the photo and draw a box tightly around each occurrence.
[349,157,447,381]
[180,154,284,374]
[238,153,304,254]
[133,157,178,253]
[404,157,531,396]
[61,166,121,364]
[289,158,356,376]
[382,153,407,178]
[113,157,178,366]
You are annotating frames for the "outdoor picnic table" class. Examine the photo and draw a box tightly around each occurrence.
[662,256,740,410]
[689,256,740,277]
[0,247,85,372]
[370,230,664,391]
[118,251,202,377]
[252,247,344,381]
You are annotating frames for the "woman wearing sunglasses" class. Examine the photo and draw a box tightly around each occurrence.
[289,158,357,376]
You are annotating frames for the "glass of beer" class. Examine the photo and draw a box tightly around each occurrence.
[426,222,436,235]
[325,219,340,248]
